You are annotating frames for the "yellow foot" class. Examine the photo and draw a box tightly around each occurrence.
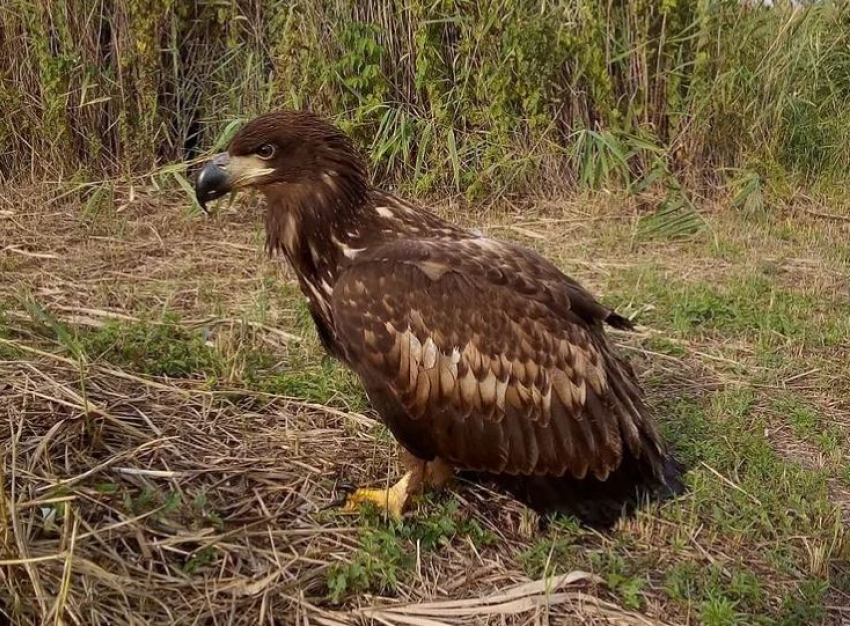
[339,471,413,520]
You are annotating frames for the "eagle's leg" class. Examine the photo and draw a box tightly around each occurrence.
[412,452,454,493]
[339,452,454,519]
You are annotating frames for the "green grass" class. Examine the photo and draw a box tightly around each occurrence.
[6,299,369,409]
[248,360,367,410]
[771,394,845,464]
[69,310,358,401]
[520,235,849,623]
[77,317,225,378]
[609,268,850,352]
[326,496,496,602]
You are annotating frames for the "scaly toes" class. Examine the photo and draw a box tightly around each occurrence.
[339,487,405,519]
[335,472,413,520]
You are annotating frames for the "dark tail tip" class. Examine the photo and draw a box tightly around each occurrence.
[656,455,687,500]
[494,454,687,531]
[605,311,635,331]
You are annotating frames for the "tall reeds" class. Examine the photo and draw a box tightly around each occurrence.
[2,0,849,196]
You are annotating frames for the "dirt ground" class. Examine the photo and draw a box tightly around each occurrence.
[1,183,848,625]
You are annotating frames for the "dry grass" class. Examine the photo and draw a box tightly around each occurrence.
[1,184,849,625]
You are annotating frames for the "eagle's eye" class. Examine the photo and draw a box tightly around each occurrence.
[256,144,276,160]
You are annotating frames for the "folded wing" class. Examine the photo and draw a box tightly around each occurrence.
[331,237,667,484]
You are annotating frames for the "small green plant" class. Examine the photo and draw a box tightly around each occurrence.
[122,486,160,516]
[589,552,649,611]
[699,595,745,626]
[778,580,828,626]
[326,525,412,602]
[249,358,366,410]
[636,195,705,242]
[771,395,844,460]
[518,517,582,578]
[183,546,218,576]
[730,170,766,216]
[326,496,494,603]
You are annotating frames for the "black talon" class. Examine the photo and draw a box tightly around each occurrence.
[336,479,357,495]
[322,496,349,510]
[320,479,358,511]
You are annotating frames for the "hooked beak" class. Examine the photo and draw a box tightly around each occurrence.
[195,153,232,214]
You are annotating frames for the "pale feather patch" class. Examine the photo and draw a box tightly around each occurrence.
[331,235,367,260]
[570,344,607,394]
[305,280,330,317]
[526,360,540,385]
[237,167,275,183]
[417,260,451,281]
[551,369,575,410]
[470,237,502,251]
[375,206,395,218]
[283,213,299,255]
[407,332,423,387]
[413,370,431,410]
[515,382,531,405]
[421,338,438,369]
[572,346,589,380]
[363,329,377,347]
[437,349,460,397]
[227,155,275,186]
[478,369,498,407]
[344,245,366,260]
[461,343,484,374]
[495,377,508,411]
[512,360,527,384]
[398,330,411,386]
[541,386,553,421]
[572,379,587,407]
[321,172,338,190]
[459,369,479,408]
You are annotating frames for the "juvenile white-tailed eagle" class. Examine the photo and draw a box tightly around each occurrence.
[195,110,684,527]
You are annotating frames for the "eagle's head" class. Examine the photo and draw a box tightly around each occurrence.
[195,110,368,213]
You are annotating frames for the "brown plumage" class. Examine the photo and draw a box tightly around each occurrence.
[195,110,684,527]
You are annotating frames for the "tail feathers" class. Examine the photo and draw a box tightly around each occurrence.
[604,310,635,331]
[658,455,687,499]
[494,454,686,529]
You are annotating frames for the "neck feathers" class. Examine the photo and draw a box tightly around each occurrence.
[261,160,463,345]
[262,168,374,329]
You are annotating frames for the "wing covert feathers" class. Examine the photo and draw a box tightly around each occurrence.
[332,237,682,525]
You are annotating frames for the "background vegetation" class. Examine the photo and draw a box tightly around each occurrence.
[3,0,850,199]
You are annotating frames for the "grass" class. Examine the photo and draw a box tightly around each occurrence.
[1,186,849,625]
[511,387,844,624]
[77,317,225,378]
[326,498,496,602]
[608,270,850,350]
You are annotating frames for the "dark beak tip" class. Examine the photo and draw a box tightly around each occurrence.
[194,157,231,215]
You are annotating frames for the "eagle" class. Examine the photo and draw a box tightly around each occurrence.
[195,110,684,527]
